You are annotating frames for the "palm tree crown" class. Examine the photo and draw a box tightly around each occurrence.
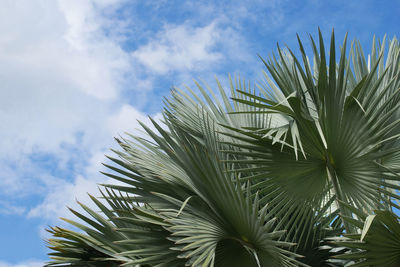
[47,30,400,267]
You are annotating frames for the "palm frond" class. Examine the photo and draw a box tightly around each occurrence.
[47,30,400,266]
[222,30,400,229]
[333,207,400,267]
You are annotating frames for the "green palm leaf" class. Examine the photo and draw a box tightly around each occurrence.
[47,30,400,266]
[333,206,400,266]
[222,30,400,229]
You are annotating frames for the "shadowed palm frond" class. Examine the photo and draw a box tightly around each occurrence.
[332,204,400,267]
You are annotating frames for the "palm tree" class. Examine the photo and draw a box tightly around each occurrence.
[47,30,400,266]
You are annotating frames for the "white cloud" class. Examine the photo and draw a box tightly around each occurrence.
[0,200,26,216]
[0,0,253,264]
[27,108,162,223]
[132,21,223,74]
[0,260,44,267]
[28,174,103,220]
[0,0,251,221]
[0,0,165,223]
[0,0,137,200]
[0,0,249,214]
[106,104,163,137]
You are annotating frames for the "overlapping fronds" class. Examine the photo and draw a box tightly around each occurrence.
[47,30,400,266]
[47,112,302,266]
[332,204,400,266]
[222,30,400,227]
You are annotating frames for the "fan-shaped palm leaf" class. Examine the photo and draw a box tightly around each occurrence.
[222,30,400,231]
[333,204,400,266]
[47,30,400,266]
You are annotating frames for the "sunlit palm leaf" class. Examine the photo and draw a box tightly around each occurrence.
[47,111,302,266]
[222,30,400,230]
[47,30,400,266]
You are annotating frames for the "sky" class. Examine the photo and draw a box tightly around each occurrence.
[0,0,399,265]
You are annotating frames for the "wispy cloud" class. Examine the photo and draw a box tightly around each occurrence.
[0,0,252,223]
[0,260,44,267]
[0,201,26,216]
[27,113,163,224]
[0,0,160,219]
[132,21,223,74]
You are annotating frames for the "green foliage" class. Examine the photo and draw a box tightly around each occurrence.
[333,205,400,266]
[47,30,400,266]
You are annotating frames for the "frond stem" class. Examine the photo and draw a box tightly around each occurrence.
[326,161,353,233]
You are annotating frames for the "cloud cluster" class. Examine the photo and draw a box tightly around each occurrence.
[132,21,223,74]
[0,260,44,267]
[0,0,248,226]
[0,0,147,218]
[0,0,262,264]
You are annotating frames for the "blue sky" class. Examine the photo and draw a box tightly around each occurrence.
[0,0,399,265]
